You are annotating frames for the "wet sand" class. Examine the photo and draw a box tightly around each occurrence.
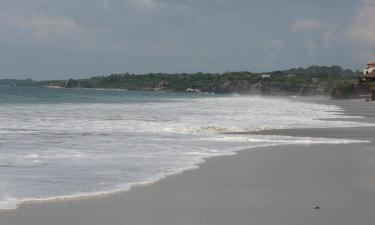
[1,99,374,225]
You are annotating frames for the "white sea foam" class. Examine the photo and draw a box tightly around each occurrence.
[0,95,373,210]
[0,195,19,210]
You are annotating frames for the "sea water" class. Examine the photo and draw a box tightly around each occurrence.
[0,86,371,209]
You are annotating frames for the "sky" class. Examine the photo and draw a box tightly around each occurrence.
[0,0,374,80]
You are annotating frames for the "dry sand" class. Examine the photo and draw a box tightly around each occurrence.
[1,99,374,225]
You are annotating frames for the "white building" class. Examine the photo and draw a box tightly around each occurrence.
[261,74,271,78]
[364,62,375,76]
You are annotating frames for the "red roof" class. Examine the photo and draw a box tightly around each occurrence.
[367,61,375,66]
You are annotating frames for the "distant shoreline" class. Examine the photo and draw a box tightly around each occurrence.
[2,65,374,98]
[42,66,357,96]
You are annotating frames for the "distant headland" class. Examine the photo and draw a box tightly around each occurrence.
[1,66,374,99]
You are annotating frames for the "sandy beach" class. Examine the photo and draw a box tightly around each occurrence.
[1,99,374,225]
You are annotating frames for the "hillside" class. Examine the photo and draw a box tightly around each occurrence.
[41,66,360,96]
[331,81,375,99]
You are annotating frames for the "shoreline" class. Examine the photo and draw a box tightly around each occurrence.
[0,134,370,210]
[1,140,343,212]
[0,144,268,211]
[0,95,364,211]
[1,98,375,225]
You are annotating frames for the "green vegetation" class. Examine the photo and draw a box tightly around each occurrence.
[41,66,360,96]
[2,66,362,97]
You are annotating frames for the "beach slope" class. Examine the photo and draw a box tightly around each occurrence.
[1,100,374,225]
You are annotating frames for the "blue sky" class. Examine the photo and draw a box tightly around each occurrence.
[0,0,374,79]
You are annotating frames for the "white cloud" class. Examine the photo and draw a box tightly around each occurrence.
[347,0,375,45]
[140,0,154,6]
[291,18,330,57]
[323,24,339,46]
[0,0,364,78]
[0,12,81,40]
[21,16,78,40]
[292,18,322,31]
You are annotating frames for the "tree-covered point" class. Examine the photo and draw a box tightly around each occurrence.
[41,65,361,95]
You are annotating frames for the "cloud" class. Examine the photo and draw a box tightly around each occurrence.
[18,15,79,40]
[136,0,155,7]
[347,0,375,45]
[323,24,339,46]
[0,11,84,41]
[290,18,325,57]
[292,18,322,31]
[0,0,363,78]
[345,0,375,63]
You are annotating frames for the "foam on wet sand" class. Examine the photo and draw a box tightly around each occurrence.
[1,99,375,225]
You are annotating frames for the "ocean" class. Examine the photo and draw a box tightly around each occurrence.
[0,86,371,209]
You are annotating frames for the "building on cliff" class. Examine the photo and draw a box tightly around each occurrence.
[362,62,375,81]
